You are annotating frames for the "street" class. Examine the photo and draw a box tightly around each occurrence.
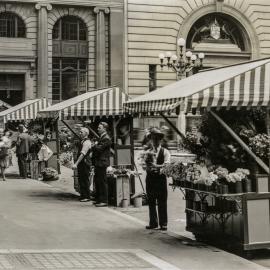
[0,174,267,270]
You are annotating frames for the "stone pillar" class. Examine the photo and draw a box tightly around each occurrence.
[94,7,110,88]
[35,3,52,98]
[110,7,124,90]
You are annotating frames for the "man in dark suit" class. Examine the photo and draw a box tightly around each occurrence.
[92,122,112,207]
[16,124,31,178]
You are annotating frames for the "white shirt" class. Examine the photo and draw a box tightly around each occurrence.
[152,145,171,164]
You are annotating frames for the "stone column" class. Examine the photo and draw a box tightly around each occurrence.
[35,3,52,98]
[94,7,110,88]
[110,7,124,90]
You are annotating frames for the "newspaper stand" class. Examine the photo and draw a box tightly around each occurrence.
[123,58,270,252]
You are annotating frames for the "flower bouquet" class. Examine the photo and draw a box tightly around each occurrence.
[41,167,59,181]
[161,161,186,186]
[249,133,270,160]
[59,151,73,169]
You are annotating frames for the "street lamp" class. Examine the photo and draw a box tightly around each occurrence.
[158,37,205,80]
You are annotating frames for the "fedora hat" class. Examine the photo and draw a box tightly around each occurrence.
[150,127,164,138]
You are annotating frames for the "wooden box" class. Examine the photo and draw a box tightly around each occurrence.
[108,175,130,207]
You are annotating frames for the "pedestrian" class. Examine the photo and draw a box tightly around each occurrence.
[72,127,92,202]
[0,128,10,181]
[16,124,31,179]
[92,122,112,207]
[2,131,13,167]
[144,127,171,231]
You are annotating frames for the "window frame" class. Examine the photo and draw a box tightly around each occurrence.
[0,12,26,38]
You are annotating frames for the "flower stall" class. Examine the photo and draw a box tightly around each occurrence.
[37,87,138,205]
[124,58,270,252]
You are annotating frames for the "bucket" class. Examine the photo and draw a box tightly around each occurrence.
[122,199,128,208]
[133,197,142,208]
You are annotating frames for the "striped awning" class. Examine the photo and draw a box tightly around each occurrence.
[37,87,129,120]
[0,98,50,123]
[0,100,11,110]
[124,58,270,114]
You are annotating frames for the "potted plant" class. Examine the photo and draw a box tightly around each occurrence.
[215,167,229,194]
[226,172,243,193]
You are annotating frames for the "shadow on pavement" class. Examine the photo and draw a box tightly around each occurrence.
[26,190,79,202]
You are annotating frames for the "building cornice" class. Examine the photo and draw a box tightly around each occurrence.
[1,0,124,8]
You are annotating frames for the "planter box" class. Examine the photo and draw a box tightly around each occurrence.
[255,174,270,193]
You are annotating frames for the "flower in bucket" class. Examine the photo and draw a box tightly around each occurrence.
[249,133,270,159]
[225,172,242,183]
[235,168,250,180]
[215,166,229,180]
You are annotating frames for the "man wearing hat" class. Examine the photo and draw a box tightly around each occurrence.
[16,124,31,178]
[91,122,112,207]
[144,127,171,231]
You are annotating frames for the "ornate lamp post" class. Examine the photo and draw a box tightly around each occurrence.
[158,37,205,150]
[158,37,205,80]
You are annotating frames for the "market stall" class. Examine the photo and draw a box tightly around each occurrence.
[124,58,270,252]
[37,87,135,205]
[0,98,51,177]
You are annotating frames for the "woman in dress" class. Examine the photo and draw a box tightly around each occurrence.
[0,128,10,181]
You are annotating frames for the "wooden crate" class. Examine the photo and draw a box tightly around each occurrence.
[30,160,46,180]
[108,175,130,207]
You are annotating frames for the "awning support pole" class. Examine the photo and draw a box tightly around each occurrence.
[266,108,270,178]
[61,120,80,139]
[209,110,269,174]
[160,112,186,140]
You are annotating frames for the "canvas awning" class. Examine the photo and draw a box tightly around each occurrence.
[37,87,129,120]
[0,98,49,123]
[0,100,11,110]
[124,58,270,114]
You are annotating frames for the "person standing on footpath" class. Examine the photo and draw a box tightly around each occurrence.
[72,127,92,202]
[144,128,171,231]
[16,124,31,179]
[0,128,10,181]
[92,122,112,207]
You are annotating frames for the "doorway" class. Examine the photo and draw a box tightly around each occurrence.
[0,74,24,106]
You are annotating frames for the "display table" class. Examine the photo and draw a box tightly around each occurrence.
[178,185,270,251]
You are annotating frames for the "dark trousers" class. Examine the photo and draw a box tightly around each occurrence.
[78,162,90,199]
[94,166,108,203]
[17,154,28,178]
[146,173,168,227]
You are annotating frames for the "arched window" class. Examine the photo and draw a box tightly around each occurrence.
[52,16,88,103]
[0,12,25,38]
[187,13,250,52]
[53,16,87,41]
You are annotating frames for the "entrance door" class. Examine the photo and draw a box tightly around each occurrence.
[0,74,24,105]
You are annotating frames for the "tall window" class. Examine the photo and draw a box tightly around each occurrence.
[0,12,25,38]
[149,65,157,92]
[52,58,87,102]
[53,16,87,41]
[52,16,88,103]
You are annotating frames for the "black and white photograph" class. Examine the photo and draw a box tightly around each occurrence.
[0,0,269,269]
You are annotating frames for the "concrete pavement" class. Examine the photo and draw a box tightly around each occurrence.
[0,175,267,270]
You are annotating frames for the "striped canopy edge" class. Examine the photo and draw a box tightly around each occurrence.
[123,98,184,115]
[124,58,270,115]
[0,98,50,123]
[38,87,129,120]
[186,60,270,112]
[0,100,11,109]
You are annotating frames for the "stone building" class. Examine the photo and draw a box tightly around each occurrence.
[126,0,270,137]
[126,0,270,97]
[0,0,125,105]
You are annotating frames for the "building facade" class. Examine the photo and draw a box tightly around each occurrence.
[0,0,125,105]
[126,0,269,98]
